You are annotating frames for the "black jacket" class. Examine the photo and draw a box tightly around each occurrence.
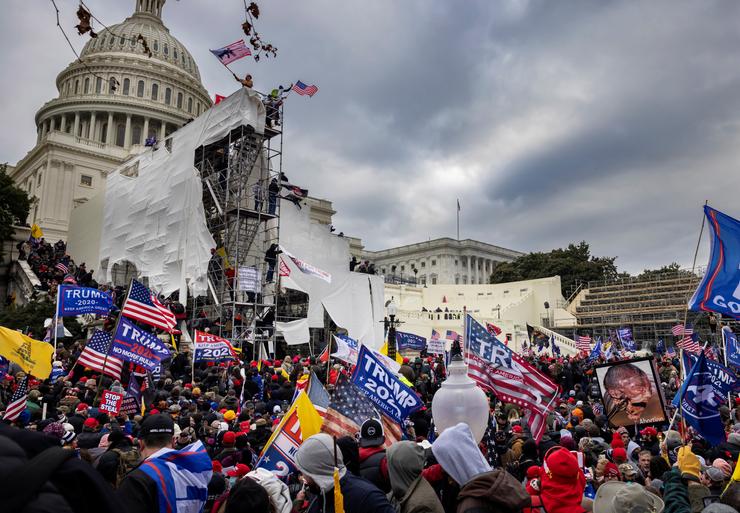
[117,465,159,513]
[306,473,396,513]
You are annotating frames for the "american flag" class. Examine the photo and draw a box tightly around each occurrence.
[3,375,28,422]
[465,315,558,442]
[321,375,401,448]
[677,334,701,354]
[291,80,319,97]
[486,323,502,336]
[704,346,717,361]
[576,335,592,352]
[209,40,252,65]
[445,330,461,341]
[306,371,330,415]
[672,324,693,337]
[121,279,176,332]
[55,262,69,274]
[76,330,123,380]
[667,346,677,357]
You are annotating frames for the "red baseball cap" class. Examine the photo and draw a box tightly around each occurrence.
[226,463,250,477]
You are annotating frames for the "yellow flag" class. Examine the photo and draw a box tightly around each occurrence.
[170,333,178,353]
[0,327,54,378]
[379,342,403,364]
[30,224,43,239]
[215,247,232,270]
[295,390,323,439]
[334,467,345,513]
[281,367,291,381]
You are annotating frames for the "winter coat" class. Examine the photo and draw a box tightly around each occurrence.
[661,469,691,513]
[359,446,390,493]
[456,469,531,513]
[393,476,445,513]
[305,472,396,513]
[386,441,444,513]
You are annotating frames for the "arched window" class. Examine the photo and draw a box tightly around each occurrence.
[123,78,130,95]
[176,92,183,109]
[101,123,107,143]
[84,77,90,93]
[137,80,145,97]
[120,36,126,45]
[196,103,200,115]
[164,87,172,105]
[151,83,159,101]
[95,77,102,93]
[153,40,159,52]
[116,124,126,147]
[109,35,115,48]
[187,97,192,113]
[74,80,80,94]
[164,43,169,56]
[132,125,142,145]
[173,48,178,60]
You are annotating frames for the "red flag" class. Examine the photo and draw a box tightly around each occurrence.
[214,94,227,105]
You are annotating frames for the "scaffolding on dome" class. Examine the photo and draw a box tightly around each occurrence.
[189,105,284,358]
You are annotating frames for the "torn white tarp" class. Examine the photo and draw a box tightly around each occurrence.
[98,88,266,299]
[275,318,310,346]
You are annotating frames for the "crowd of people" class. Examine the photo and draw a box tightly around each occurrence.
[2,333,740,513]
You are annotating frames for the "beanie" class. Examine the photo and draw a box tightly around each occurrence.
[612,448,627,463]
[222,431,236,446]
[224,410,236,421]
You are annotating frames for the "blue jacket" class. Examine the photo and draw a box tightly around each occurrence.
[306,473,396,513]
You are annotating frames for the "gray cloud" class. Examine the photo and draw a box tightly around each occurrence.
[2,0,739,275]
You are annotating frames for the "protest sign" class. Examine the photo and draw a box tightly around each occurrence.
[427,329,446,355]
[100,390,124,415]
[112,317,171,372]
[193,331,237,363]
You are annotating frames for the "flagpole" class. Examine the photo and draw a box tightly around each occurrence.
[53,289,60,358]
[456,199,460,241]
[94,278,131,405]
[722,327,731,406]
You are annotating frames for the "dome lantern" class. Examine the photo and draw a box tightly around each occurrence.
[134,0,166,20]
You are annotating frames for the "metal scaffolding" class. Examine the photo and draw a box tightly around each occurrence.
[190,105,284,357]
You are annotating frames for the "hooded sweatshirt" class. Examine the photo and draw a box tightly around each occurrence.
[386,442,444,513]
[295,433,347,493]
[431,423,491,486]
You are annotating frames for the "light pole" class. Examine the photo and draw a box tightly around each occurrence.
[384,298,400,359]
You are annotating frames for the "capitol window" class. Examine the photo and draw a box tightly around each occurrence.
[123,78,130,95]
[164,43,169,56]
[80,175,93,187]
[153,40,159,52]
[95,77,102,94]
[187,97,193,113]
[151,83,159,101]
[174,48,178,60]
[84,78,90,94]
[165,87,172,105]
[177,92,183,109]
[137,80,145,98]
[431,260,436,266]
[74,80,79,94]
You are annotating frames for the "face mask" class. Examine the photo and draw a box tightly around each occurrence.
[228,477,238,488]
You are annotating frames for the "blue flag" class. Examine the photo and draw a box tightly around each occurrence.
[689,206,740,319]
[617,327,636,352]
[673,352,727,445]
[58,285,113,316]
[352,345,423,424]
[396,331,426,351]
[0,356,8,381]
[680,351,740,397]
[724,328,740,369]
[656,339,666,355]
[112,317,171,372]
[588,338,603,363]
[551,334,560,356]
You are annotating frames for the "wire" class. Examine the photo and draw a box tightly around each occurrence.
[79,0,146,49]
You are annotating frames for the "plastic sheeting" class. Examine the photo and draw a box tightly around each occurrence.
[275,318,310,346]
[278,201,385,349]
[98,88,266,299]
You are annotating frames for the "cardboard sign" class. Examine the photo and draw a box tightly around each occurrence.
[100,390,124,415]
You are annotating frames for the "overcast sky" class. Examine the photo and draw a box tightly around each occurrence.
[2,0,739,274]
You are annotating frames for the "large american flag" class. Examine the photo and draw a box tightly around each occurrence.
[3,375,28,422]
[76,330,123,380]
[291,80,319,97]
[672,324,694,337]
[445,330,461,341]
[576,335,592,352]
[677,334,701,354]
[465,315,558,442]
[121,279,176,332]
[321,375,401,448]
[209,40,252,65]
[55,262,69,274]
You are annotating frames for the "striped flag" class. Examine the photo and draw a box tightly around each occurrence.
[576,335,592,353]
[667,346,677,357]
[291,80,319,97]
[672,324,693,337]
[55,262,69,274]
[445,330,461,341]
[76,330,123,380]
[121,279,176,332]
[209,40,252,65]
[677,334,701,354]
[486,323,503,336]
[3,376,29,422]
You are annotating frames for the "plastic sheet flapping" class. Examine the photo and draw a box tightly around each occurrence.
[98,88,266,299]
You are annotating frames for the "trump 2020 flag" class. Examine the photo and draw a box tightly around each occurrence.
[673,351,727,445]
[139,440,212,513]
[256,400,302,477]
[689,206,740,319]
[396,331,426,351]
[617,327,636,352]
[58,285,113,316]
[588,338,603,363]
[724,327,740,369]
[112,317,171,372]
[351,345,423,424]
[680,350,739,397]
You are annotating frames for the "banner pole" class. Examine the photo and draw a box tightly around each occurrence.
[722,327,731,406]
[53,289,60,358]
[94,279,131,405]
[191,334,196,386]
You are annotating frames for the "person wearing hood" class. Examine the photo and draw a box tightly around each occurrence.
[526,446,588,513]
[295,433,395,513]
[431,422,530,513]
[246,467,293,513]
[386,441,444,513]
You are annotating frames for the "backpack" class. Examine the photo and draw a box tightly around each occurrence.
[112,447,141,487]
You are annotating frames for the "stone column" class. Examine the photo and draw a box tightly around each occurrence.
[49,117,56,132]
[124,114,132,149]
[106,112,114,145]
[142,117,150,141]
[60,115,67,133]
[467,256,471,284]
[73,113,80,138]
[89,111,97,140]
[159,120,166,141]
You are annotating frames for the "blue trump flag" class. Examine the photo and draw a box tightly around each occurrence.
[656,339,666,355]
[396,331,426,351]
[617,327,636,352]
[673,351,727,445]
[588,338,603,363]
[724,327,740,369]
[112,317,171,372]
[352,345,423,424]
[681,351,740,396]
[551,334,560,356]
[58,285,113,316]
[689,206,740,319]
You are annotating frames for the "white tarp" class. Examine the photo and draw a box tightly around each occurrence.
[278,201,385,349]
[275,318,310,346]
[98,88,266,299]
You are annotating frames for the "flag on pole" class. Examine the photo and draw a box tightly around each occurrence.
[656,339,666,355]
[214,94,227,105]
[677,334,702,354]
[587,338,602,363]
[667,345,677,358]
[724,327,740,368]
[291,80,319,97]
[55,262,69,274]
[486,323,502,336]
[2,375,28,422]
[121,279,176,332]
[550,334,560,356]
[576,335,592,353]
[76,330,123,380]
[672,324,694,337]
[30,224,43,240]
[210,40,252,65]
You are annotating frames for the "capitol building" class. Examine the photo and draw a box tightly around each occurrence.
[8,0,211,241]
